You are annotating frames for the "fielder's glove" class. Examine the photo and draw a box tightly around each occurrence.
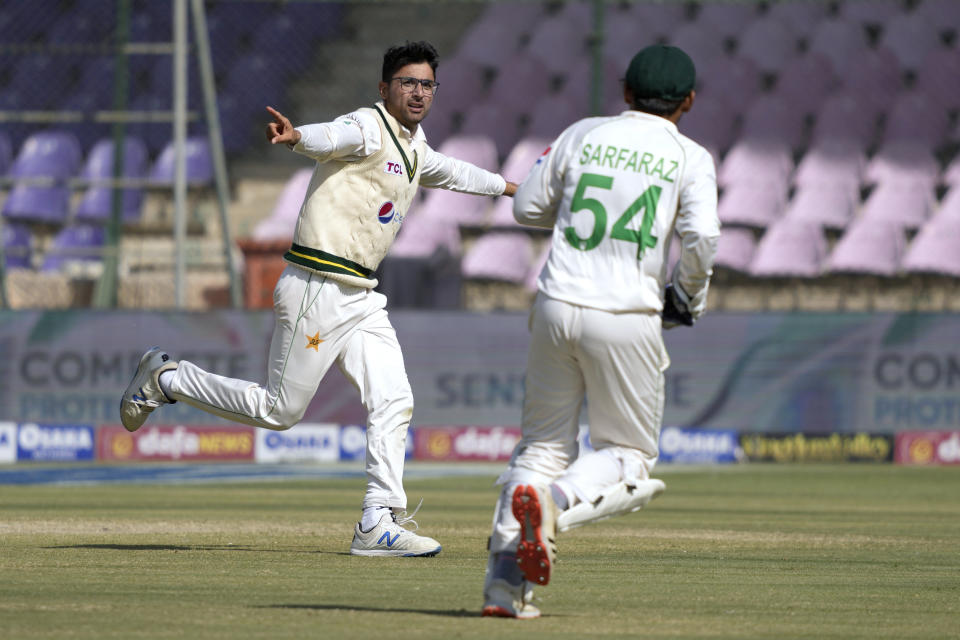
[662,283,693,329]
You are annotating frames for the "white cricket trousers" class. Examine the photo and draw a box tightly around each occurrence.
[166,264,413,510]
[490,293,667,552]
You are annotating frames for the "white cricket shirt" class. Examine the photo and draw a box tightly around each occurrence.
[513,110,720,316]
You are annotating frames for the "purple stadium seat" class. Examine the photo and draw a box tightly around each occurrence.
[793,138,866,191]
[811,92,880,148]
[807,18,869,77]
[459,103,519,161]
[74,136,149,224]
[902,214,960,276]
[127,94,174,155]
[250,13,313,74]
[251,168,312,241]
[488,137,551,227]
[771,53,837,117]
[694,2,758,39]
[944,157,960,188]
[739,94,806,149]
[696,56,762,113]
[837,47,903,108]
[668,22,728,70]
[1,186,71,224]
[149,137,214,185]
[486,56,552,116]
[719,138,794,191]
[866,141,940,190]
[717,182,787,229]
[827,218,905,276]
[461,232,534,283]
[937,188,960,222]
[2,222,32,268]
[736,16,801,74]
[390,205,463,259]
[750,217,826,278]
[8,55,72,109]
[432,55,488,117]
[915,0,960,32]
[783,185,858,230]
[527,11,591,75]
[881,91,950,148]
[678,95,738,154]
[713,227,756,273]
[839,0,904,28]
[526,94,586,142]
[9,132,82,180]
[605,2,687,60]
[859,184,935,231]
[915,48,960,111]
[42,224,105,271]
[879,12,939,71]
[435,135,499,174]
[765,1,830,38]
[456,2,544,68]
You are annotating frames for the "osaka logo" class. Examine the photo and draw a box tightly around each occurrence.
[378,201,395,224]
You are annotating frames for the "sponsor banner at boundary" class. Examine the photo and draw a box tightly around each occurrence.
[337,425,415,462]
[256,423,339,463]
[659,427,741,464]
[98,425,255,462]
[16,423,95,462]
[740,432,893,463]
[1,422,19,463]
[415,426,520,461]
[894,430,960,465]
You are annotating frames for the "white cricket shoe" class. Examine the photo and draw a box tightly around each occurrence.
[349,511,442,557]
[512,484,558,586]
[481,578,540,619]
[120,347,178,432]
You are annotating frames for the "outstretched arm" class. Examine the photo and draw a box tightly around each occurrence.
[420,145,509,196]
[265,106,301,146]
[264,106,376,161]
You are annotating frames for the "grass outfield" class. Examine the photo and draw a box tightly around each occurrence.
[1,465,958,639]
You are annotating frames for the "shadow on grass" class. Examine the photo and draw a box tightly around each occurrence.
[260,603,482,618]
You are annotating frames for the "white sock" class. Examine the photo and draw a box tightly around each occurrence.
[360,506,391,532]
[158,370,176,401]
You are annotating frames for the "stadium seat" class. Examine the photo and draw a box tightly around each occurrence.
[696,56,762,113]
[827,218,904,277]
[810,92,880,148]
[678,95,738,154]
[668,21,728,70]
[771,53,837,117]
[736,15,801,74]
[717,182,787,229]
[914,0,960,32]
[839,0,904,28]
[719,138,794,191]
[459,103,519,163]
[526,10,592,75]
[455,2,543,68]
[782,184,858,230]
[793,138,867,191]
[41,223,105,272]
[389,206,462,259]
[487,137,551,227]
[914,48,960,111]
[526,93,586,142]
[749,217,826,278]
[944,157,960,188]
[713,227,756,273]
[484,55,552,116]
[605,2,687,63]
[2,222,32,269]
[739,94,806,150]
[431,55,488,118]
[461,232,534,283]
[693,2,758,40]
[149,137,214,186]
[806,18,870,77]
[2,131,82,224]
[74,137,149,224]
[837,47,903,108]
[881,91,950,148]
[865,140,940,190]
[879,12,939,71]
[859,184,935,231]
[901,213,960,277]
[765,1,830,38]
[251,168,312,241]
[7,55,72,109]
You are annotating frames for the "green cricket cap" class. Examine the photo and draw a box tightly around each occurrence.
[625,44,696,101]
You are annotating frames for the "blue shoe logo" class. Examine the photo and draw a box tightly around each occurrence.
[132,387,147,403]
[377,531,401,547]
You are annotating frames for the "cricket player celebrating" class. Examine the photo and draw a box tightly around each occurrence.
[482,45,720,618]
[120,41,517,557]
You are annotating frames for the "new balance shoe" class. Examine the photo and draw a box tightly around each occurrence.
[481,578,540,619]
[120,347,178,432]
[349,511,441,557]
[512,484,558,586]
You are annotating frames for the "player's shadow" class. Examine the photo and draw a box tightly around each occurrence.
[46,543,299,553]
[261,604,481,618]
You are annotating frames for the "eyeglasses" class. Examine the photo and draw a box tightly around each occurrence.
[391,76,440,95]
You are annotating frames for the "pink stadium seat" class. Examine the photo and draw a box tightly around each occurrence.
[915,0,960,31]
[713,227,756,273]
[605,3,686,66]
[668,22,728,70]
[694,2,758,39]
[461,232,534,283]
[485,55,552,117]
[736,16,800,74]
[806,18,870,76]
[783,185,858,230]
[696,56,762,113]
[719,138,794,191]
[859,184,935,231]
[944,157,960,188]
[750,217,827,278]
[434,134,499,173]
[527,10,591,74]
[717,182,787,229]
[879,12,939,71]
[881,91,950,148]
[793,138,867,191]
[865,141,940,190]
[459,104,518,161]
[526,93,587,142]
[390,205,462,258]
[837,46,903,107]
[678,95,738,154]
[487,138,551,227]
[739,94,806,149]
[251,168,312,241]
[433,55,488,116]
[914,48,960,111]
[902,214,960,276]
[827,218,905,276]
[765,1,830,38]
[772,53,838,117]
[839,0,904,28]
[811,92,880,148]
[937,188,960,221]
[456,2,544,68]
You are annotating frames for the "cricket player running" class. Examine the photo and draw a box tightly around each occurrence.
[120,41,517,557]
[482,45,720,618]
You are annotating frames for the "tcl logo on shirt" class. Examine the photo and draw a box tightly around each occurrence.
[384,161,404,176]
